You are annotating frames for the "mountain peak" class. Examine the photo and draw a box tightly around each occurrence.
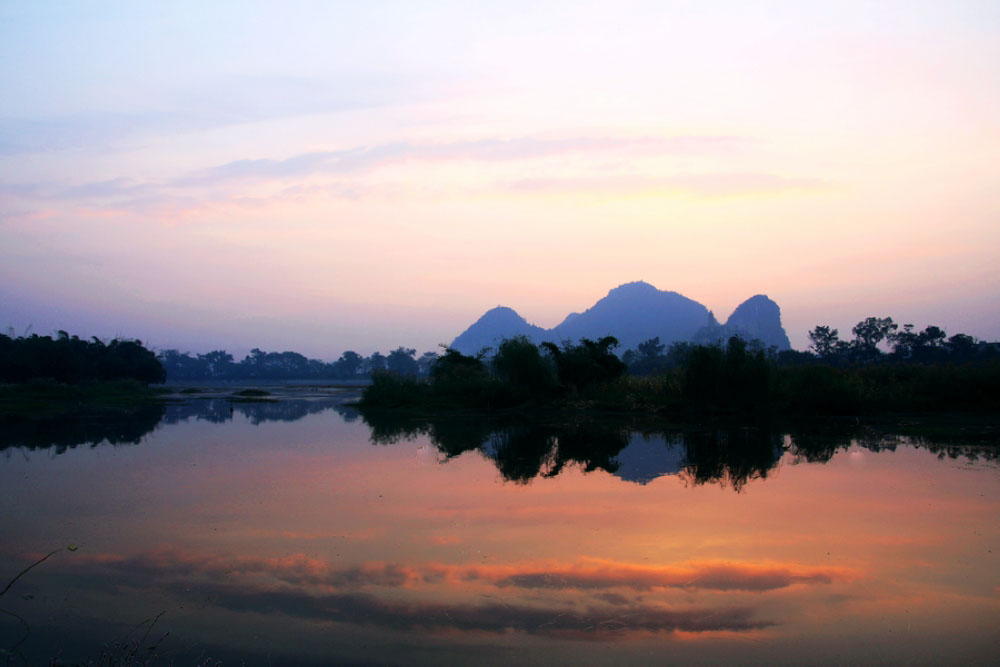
[739,294,777,306]
[478,306,525,322]
[450,306,546,354]
[693,294,791,350]
[451,284,792,354]
[607,280,659,295]
[552,282,711,350]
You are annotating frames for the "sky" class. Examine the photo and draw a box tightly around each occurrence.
[1,0,998,358]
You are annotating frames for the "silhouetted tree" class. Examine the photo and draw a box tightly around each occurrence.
[493,336,556,397]
[416,351,439,376]
[334,350,363,378]
[624,336,672,375]
[199,350,234,377]
[386,347,419,376]
[638,336,665,360]
[851,317,897,360]
[808,325,841,358]
[542,336,626,389]
[367,352,387,374]
[888,323,919,360]
[0,332,165,384]
[158,349,209,379]
[431,349,487,384]
[946,333,977,361]
[682,337,773,411]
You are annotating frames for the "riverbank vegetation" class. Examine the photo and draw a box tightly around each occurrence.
[1,332,165,385]
[359,316,1000,417]
[158,346,436,381]
[0,332,167,415]
[0,379,166,417]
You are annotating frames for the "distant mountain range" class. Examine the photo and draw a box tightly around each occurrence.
[450,281,791,354]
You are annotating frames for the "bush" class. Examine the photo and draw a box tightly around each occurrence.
[428,349,502,407]
[431,349,489,390]
[0,332,165,385]
[492,337,557,400]
[542,336,626,390]
[358,372,429,408]
[777,365,865,414]
[682,337,774,412]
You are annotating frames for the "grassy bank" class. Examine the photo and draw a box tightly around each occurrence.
[0,379,166,417]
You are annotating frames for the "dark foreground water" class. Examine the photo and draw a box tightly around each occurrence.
[1,392,998,665]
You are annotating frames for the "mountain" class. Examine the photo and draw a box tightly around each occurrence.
[725,295,792,350]
[552,281,712,351]
[449,306,548,356]
[449,282,791,354]
[693,294,791,350]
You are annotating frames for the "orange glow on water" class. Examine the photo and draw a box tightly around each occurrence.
[0,409,997,663]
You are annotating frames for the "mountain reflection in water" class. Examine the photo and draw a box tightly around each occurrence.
[0,398,997,665]
[3,397,996,492]
[360,411,996,489]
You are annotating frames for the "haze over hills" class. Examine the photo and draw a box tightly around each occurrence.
[450,281,791,355]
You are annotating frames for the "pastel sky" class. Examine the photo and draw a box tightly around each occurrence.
[1,1,998,357]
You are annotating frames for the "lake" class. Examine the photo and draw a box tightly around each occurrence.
[1,391,998,665]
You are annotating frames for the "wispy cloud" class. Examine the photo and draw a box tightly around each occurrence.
[50,548,786,638]
[481,559,851,592]
[1,134,758,219]
[0,74,409,155]
[510,172,827,196]
[175,135,746,186]
[75,549,422,590]
[66,548,851,594]
[192,585,774,637]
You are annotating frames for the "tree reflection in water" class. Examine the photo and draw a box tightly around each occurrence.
[0,404,166,454]
[362,412,785,489]
[362,410,997,489]
[4,397,993,485]
[0,397,356,455]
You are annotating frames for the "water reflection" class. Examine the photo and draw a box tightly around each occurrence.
[0,396,357,455]
[786,422,1000,465]
[0,404,166,454]
[162,396,358,425]
[33,547,783,637]
[3,397,994,492]
[0,404,997,665]
[364,413,778,487]
[362,412,996,489]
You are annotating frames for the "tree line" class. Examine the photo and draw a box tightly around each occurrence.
[616,317,996,376]
[804,317,989,364]
[5,315,997,417]
[362,335,632,410]
[157,346,440,381]
[361,316,1000,415]
[0,331,165,384]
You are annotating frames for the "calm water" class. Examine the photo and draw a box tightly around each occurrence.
[1,393,998,665]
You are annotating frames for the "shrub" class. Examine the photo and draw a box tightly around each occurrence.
[777,365,865,414]
[542,336,626,390]
[358,371,429,408]
[682,337,774,412]
[492,337,557,400]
